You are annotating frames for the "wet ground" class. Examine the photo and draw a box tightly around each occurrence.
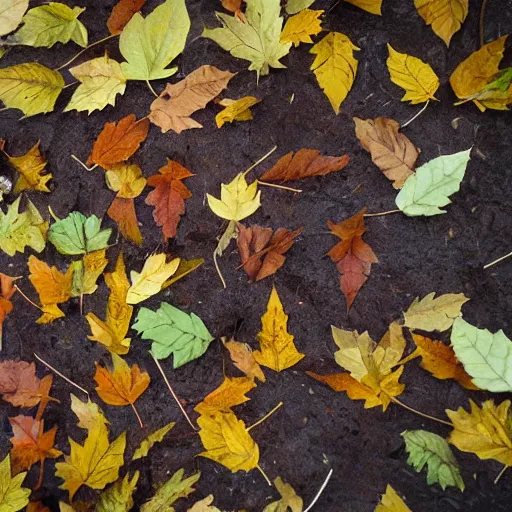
[1,0,512,510]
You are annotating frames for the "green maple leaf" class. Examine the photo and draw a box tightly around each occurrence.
[95,472,140,512]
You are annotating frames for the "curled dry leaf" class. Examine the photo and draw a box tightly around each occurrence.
[222,337,266,382]
[108,0,146,35]
[280,9,323,47]
[215,96,260,128]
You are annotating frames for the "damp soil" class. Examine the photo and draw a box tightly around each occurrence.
[1,0,512,510]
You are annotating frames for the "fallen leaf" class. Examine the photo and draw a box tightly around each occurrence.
[0,273,17,347]
[216,96,260,128]
[254,286,305,371]
[237,224,302,282]
[353,117,418,189]
[281,9,323,47]
[106,163,146,199]
[71,249,108,297]
[222,337,266,382]
[149,65,235,134]
[375,485,411,512]
[221,0,242,14]
[386,44,439,103]
[108,197,143,246]
[145,159,193,240]
[132,422,175,460]
[396,149,471,216]
[162,257,204,289]
[345,0,382,14]
[0,454,30,512]
[310,32,359,113]
[327,208,378,311]
[202,0,291,78]
[108,0,146,35]
[260,149,350,182]
[119,0,190,81]
[96,471,139,512]
[0,0,28,36]
[286,0,314,14]
[263,476,303,512]
[0,360,41,407]
[447,399,512,466]
[27,502,51,512]
[70,394,109,431]
[402,429,464,491]
[87,114,149,169]
[132,302,214,367]
[188,495,221,512]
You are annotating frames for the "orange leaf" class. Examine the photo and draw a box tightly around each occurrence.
[108,197,143,245]
[222,0,242,13]
[107,0,146,35]
[327,208,378,311]
[237,224,302,282]
[0,361,41,407]
[27,502,51,512]
[260,149,350,182]
[87,114,149,169]
[0,273,17,347]
[145,159,194,240]
[222,337,266,382]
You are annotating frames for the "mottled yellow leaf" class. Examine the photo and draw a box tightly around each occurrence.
[345,0,382,15]
[106,163,147,199]
[375,485,411,512]
[132,422,175,460]
[222,337,266,382]
[215,96,260,128]
[280,9,323,47]
[70,394,109,431]
[71,249,108,297]
[5,141,51,193]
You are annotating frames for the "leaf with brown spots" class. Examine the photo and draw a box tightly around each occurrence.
[107,0,146,35]
[222,337,266,382]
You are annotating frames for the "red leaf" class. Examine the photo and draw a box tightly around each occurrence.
[107,0,146,35]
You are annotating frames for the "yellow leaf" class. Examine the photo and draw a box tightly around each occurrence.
[207,173,261,222]
[375,485,411,512]
[446,399,512,466]
[254,286,304,371]
[263,476,303,512]
[55,424,126,501]
[386,44,439,104]
[106,163,146,199]
[37,304,66,324]
[414,0,468,46]
[222,337,266,382]
[187,495,221,512]
[70,394,109,431]
[0,0,28,37]
[132,422,175,460]
[162,257,204,289]
[71,249,108,297]
[126,253,180,304]
[0,453,30,511]
[198,410,259,472]
[280,9,323,47]
[215,96,260,128]
[345,0,382,15]
[86,253,134,355]
[310,32,359,114]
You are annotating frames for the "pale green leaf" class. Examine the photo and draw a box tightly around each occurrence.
[119,0,190,81]
[132,422,175,460]
[10,2,88,48]
[395,149,471,216]
[286,0,315,14]
[132,302,214,368]
[202,0,291,78]
[451,317,512,392]
[48,211,112,256]
[95,471,140,512]
[0,454,30,512]
[402,430,464,491]
[0,0,28,36]
[0,63,64,117]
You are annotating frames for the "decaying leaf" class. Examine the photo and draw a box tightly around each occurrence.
[108,0,146,35]
[222,337,266,382]
[149,65,235,134]
[216,96,260,128]
[0,454,30,512]
[353,117,418,189]
[263,476,303,512]
[0,0,29,37]
[310,32,359,114]
[327,208,378,311]
[261,149,350,183]
[237,224,302,282]
[70,393,109,431]
[0,360,46,407]
[281,9,323,47]
[375,485,411,512]
[386,44,439,104]
[254,286,304,371]
[0,273,17,347]
[96,471,140,512]
[132,422,175,460]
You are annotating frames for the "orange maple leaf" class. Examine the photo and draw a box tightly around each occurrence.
[0,273,18,349]
[107,0,146,35]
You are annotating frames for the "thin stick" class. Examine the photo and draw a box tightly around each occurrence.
[494,465,507,484]
[55,34,119,71]
[243,146,278,176]
[34,353,89,396]
[71,154,98,171]
[257,181,303,193]
[130,402,144,429]
[484,251,512,269]
[63,81,79,89]
[213,249,226,289]
[401,100,429,128]
[146,80,159,98]
[480,0,489,47]
[364,209,401,217]
[14,285,43,311]
[256,464,272,486]
[390,397,453,427]
[304,469,334,512]
[246,401,283,432]
[150,352,198,431]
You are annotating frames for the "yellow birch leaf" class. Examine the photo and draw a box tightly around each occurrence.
[132,422,175,460]
[254,286,304,371]
[386,44,439,103]
[222,337,266,382]
[106,163,146,199]
[0,0,29,37]
[310,32,359,114]
[215,96,260,128]
[126,253,180,304]
[345,0,382,15]
[375,485,411,512]
[280,9,323,47]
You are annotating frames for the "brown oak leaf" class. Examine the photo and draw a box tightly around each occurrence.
[107,0,146,35]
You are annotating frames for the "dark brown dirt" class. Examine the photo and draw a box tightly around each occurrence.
[1,0,512,510]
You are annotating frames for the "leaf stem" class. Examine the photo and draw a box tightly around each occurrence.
[480,0,489,47]
[256,464,272,486]
[257,180,303,193]
[130,402,144,428]
[243,146,278,176]
[246,401,283,432]
[364,209,401,217]
[304,469,334,512]
[48,205,61,222]
[150,351,198,431]
[54,34,119,71]
[71,154,98,171]
[146,80,159,98]
[484,251,512,269]
[213,246,226,289]
[494,465,507,484]
[14,285,43,311]
[390,396,453,427]
[401,100,430,128]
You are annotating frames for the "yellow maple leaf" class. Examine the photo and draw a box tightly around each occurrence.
[105,163,146,199]
[280,9,323,47]
[386,44,439,103]
[222,337,266,382]
[375,485,411,512]
[215,96,260,128]
[70,394,109,432]
[254,286,304,371]
[0,453,30,511]
[345,0,382,15]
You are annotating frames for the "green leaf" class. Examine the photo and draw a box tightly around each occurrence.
[140,469,200,512]
[0,0,28,37]
[0,63,64,117]
[10,2,88,48]
[402,430,464,491]
[48,212,112,256]
[0,197,46,256]
[395,149,471,216]
[451,317,512,392]
[119,0,190,81]
[132,422,175,460]
[0,454,30,512]
[132,303,214,368]
[95,472,140,512]
[286,0,315,14]
[64,55,127,114]
[202,0,291,78]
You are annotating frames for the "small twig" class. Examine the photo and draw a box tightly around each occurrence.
[246,402,283,432]
[484,251,512,269]
[364,209,401,217]
[55,34,119,71]
[494,465,507,484]
[34,353,90,396]
[243,146,278,176]
[14,285,43,311]
[401,100,430,128]
[71,154,98,171]
[150,352,198,431]
[130,402,144,429]
[257,181,303,193]
[256,464,272,486]
[146,80,159,98]
[480,0,489,47]
[390,396,453,427]
[63,81,79,89]
[304,469,334,512]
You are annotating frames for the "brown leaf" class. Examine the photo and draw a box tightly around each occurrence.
[0,361,41,407]
[0,273,17,347]
[237,224,302,282]
[108,197,142,245]
[353,117,419,189]
[27,502,51,512]
[149,65,236,134]
[145,159,194,240]
[260,149,350,182]
[107,0,146,35]
[222,337,266,382]
[327,208,378,311]
[87,114,149,169]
